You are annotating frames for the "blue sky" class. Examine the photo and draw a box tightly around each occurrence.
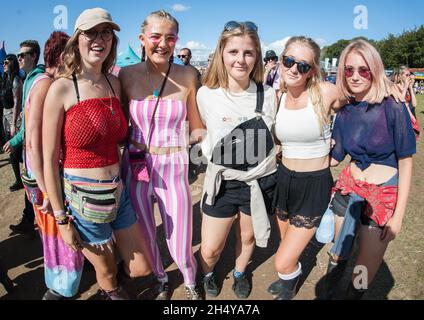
[0,0,422,61]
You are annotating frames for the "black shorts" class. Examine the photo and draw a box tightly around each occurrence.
[202,173,277,218]
[330,190,382,229]
[272,163,333,229]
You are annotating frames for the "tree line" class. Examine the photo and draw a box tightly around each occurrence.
[322,25,424,69]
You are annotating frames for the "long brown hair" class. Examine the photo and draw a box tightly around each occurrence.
[58,29,118,78]
[203,25,263,89]
[279,36,327,132]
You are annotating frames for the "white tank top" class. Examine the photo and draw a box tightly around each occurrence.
[275,93,331,159]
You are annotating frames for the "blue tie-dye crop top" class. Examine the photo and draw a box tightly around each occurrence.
[331,97,416,170]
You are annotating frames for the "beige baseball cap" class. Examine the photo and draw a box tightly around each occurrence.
[74,8,121,32]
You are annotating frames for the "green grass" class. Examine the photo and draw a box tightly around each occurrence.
[417,94,424,113]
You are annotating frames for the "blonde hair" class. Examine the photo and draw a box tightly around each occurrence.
[391,69,404,85]
[203,25,263,89]
[141,10,179,34]
[337,39,389,104]
[279,36,327,131]
[58,29,118,79]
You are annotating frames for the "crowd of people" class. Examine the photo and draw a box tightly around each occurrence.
[0,7,419,300]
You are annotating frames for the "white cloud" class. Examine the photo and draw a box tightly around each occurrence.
[176,41,212,61]
[171,4,191,12]
[262,37,291,57]
[315,38,327,48]
[262,36,328,57]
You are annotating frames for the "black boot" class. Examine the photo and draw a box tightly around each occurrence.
[100,286,130,300]
[274,274,301,300]
[322,258,348,300]
[9,195,35,235]
[267,278,284,295]
[344,281,366,300]
[0,262,14,293]
[42,289,69,300]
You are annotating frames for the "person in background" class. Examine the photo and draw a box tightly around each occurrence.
[4,40,43,235]
[263,50,280,91]
[1,54,23,191]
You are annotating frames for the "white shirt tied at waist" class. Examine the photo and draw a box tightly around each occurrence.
[202,147,278,248]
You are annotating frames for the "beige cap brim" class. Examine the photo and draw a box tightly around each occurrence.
[76,20,121,32]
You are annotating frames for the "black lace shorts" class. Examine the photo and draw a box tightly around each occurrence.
[272,163,333,229]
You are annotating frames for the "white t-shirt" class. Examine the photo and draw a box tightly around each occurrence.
[197,80,277,161]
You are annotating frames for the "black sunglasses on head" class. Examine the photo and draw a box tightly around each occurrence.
[282,55,312,74]
[224,21,258,32]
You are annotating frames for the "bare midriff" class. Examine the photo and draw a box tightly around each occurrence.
[282,155,330,172]
[64,163,120,181]
[350,162,398,185]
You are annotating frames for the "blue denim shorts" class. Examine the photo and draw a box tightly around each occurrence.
[64,173,137,245]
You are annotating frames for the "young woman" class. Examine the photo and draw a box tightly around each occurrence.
[1,54,23,190]
[197,21,278,299]
[119,10,204,300]
[268,36,345,300]
[327,40,416,299]
[43,8,151,300]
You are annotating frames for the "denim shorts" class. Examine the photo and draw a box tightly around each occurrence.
[64,173,137,245]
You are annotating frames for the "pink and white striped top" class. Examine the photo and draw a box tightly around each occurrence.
[129,98,188,148]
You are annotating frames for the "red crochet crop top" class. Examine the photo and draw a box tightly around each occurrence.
[62,97,128,169]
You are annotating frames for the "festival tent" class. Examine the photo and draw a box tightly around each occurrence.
[116,45,141,68]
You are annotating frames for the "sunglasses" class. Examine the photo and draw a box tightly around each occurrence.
[344,66,371,79]
[224,21,258,32]
[282,56,312,74]
[145,33,179,45]
[81,29,114,42]
[17,51,34,59]
[264,57,278,63]
[3,60,10,66]
[177,54,189,59]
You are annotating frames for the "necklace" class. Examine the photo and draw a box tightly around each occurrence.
[145,61,165,98]
[98,91,115,116]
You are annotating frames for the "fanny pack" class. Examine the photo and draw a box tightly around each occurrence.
[21,169,43,205]
[211,83,274,171]
[64,179,122,224]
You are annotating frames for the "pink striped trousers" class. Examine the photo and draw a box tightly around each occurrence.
[123,99,197,285]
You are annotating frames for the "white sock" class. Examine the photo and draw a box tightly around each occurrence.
[278,262,302,280]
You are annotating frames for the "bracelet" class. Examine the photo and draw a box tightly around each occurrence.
[56,218,69,226]
[53,210,67,221]
[42,192,49,199]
